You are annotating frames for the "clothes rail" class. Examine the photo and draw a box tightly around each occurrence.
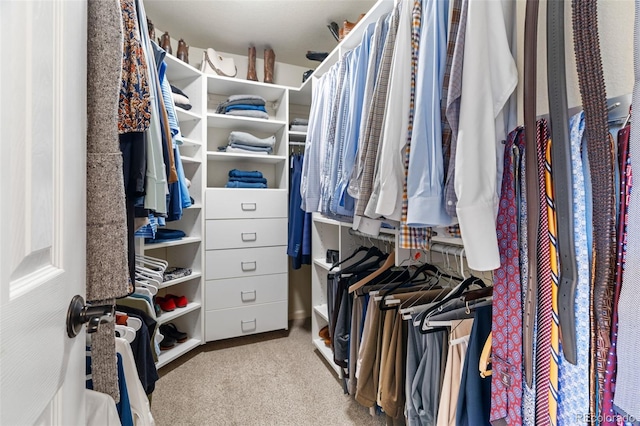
[348,228,396,244]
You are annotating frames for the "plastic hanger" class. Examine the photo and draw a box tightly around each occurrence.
[348,249,396,293]
[115,325,136,343]
[329,246,369,271]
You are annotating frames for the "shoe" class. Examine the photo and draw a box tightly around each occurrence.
[318,326,331,346]
[160,323,188,343]
[159,334,177,350]
[327,21,340,42]
[166,294,188,308]
[156,296,176,312]
[264,48,275,84]
[177,39,189,64]
[306,51,328,62]
[158,31,172,54]
[247,46,258,81]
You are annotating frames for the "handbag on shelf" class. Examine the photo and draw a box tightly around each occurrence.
[201,48,237,78]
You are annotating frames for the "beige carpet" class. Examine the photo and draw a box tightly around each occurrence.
[151,319,387,425]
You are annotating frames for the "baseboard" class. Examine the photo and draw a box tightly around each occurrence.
[289,309,310,320]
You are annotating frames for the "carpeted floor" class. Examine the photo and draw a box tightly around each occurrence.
[151,319,387,425]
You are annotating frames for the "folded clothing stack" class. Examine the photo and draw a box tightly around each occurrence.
[219,131,276,155]
[226,169,268,189]
[216,94,269,120]
[145,228,186,244]
[171,85,192,110]
[289,117,308,132]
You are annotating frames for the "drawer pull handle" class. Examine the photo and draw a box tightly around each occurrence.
[241,318,257,331]
[241,202,257,211]
[241,261,257,271]
[241,290,257,302]
[241,232,257,242]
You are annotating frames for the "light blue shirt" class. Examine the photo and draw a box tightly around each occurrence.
[406,0,451,227]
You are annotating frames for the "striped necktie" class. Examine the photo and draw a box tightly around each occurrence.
[535,119,553,423]
[545,136,560,426]
[490,127,524,425]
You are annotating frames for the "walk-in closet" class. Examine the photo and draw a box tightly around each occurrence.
[1,0,639,425]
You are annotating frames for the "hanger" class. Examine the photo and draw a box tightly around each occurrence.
[348,249,396,293]
[419,275,486,333]
[378,261,449,311]
[329,246,368,271]
[115,325,136,343]
[336,246,386,275]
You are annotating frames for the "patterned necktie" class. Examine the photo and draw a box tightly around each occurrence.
[490,127,524,425]
[535,119,553,423]
[557,111,590,425]
[602,124,632,425]
[545,136,560,426]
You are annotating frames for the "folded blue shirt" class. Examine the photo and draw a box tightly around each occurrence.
[225,181,267,189]
[229,169,264,179]
[229,176,268,184]
[225,104,267,113]
[229,143,273,153]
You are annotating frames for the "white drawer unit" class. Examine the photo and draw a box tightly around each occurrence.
[205,218,287,250]
[205,246,287,280]
[205,189,287,219]
[205,301,288,341]
[205,274,287,310]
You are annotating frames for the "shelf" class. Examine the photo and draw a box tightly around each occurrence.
[188,203,203,209]
[313,258,338,272]
[312,214,342,226]
[180,137,201,147]
[156,337,202,369]
[289,79,312,106]
[207,113,286,132]
[313,304,329,322]
[207,74,289,101]
[288,131,307,142]
[180,155,201,164]
[430,235,464,247]
[144,236,201,250]
[176,106,201,122]
[159,271,203,289]
[157,302,202,325]
[164,53,201,81]
[207,151,287,164]
[312,338,341,376]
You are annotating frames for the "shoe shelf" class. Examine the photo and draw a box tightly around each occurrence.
[158,271,203,290]
[312,338,341,376]
[313,304,329,322]
[156,337,201,369]
[157,302,202,325]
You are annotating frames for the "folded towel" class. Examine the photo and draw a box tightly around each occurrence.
[225,109,270,120]
[227,94,266,103]
[229,143,273,153]
[172,92,191,106]
[228,176,268,184]
[291,118,309,125]
[216,98,266,114]
[228,131,276,148]
[289,124,308,132]
[229,169,264,178]
[225,146,269,155]
[225,104,267,113]
[225,181,268,189]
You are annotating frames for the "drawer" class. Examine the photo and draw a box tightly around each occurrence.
[205,301,288,341]
[205,274,287,310]
[206,218,287,250]
[205,189,287,219]
[205,246,287,280]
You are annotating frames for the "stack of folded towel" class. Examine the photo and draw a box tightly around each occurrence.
[216,94,269,120]
[289,118,308,132]
[171,85,192,110]
[219,131,276,155]
[226,169,268,189]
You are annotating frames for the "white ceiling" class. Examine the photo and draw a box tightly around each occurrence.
[144,0,378,68]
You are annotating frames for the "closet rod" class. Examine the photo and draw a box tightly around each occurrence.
[289,141,306,146]
[348,228,396,244]
[429,242,465,257]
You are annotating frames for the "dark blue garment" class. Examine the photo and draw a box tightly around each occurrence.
[229,176,268,184]
[225,104,267,113]
[225,181,267,189]
[288,154,312,269]
[145,228,185,244]
[229,169,264,179]
[456,305,492,426]
[86,350,134,425]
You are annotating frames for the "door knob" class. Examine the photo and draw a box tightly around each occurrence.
[66,295,115,338]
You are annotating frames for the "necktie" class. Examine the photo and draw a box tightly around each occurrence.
[602,124,631,425]
[535,119,553,424]
[614,2,640,418]
[557,111,590,425]
[545,136,560,426]
[399,0,429,249]
[490,127,524,425]
[572,1,616,418]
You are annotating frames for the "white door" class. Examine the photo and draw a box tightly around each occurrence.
[0,0,88,424]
